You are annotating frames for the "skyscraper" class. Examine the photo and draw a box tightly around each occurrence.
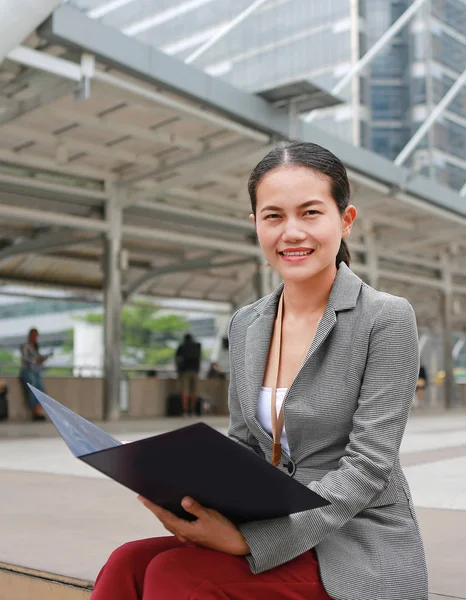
[76,0,466,192]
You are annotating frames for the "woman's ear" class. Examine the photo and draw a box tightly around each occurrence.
[342,205,357,239]
[249,213,256,226]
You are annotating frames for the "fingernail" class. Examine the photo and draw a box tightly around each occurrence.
[183,497,192,507]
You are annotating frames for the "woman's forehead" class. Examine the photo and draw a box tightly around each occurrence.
[256,166,332,202]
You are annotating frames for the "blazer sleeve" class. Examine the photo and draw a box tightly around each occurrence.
[239,296,419,574]
[227,310,264,458]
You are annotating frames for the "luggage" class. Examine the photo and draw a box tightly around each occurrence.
[0,388,8,421]
[166,393,202,417]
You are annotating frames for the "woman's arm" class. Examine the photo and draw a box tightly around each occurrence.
[238,296,419,574]
[227,311,264,458]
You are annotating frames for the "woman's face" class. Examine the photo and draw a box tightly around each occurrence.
[30,330,38,344]
[251,166,356,284]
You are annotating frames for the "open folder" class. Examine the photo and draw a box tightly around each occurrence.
[29,385,329,524]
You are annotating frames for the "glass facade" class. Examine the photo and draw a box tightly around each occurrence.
[72,0,466,191]
[411,0,466,190]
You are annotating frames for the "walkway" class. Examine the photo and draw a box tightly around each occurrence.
[1,412,465,599]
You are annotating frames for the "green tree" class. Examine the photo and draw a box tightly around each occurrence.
[0,350,19,375]
[80,303,189,366]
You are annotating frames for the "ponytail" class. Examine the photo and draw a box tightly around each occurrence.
[336,239,350,267]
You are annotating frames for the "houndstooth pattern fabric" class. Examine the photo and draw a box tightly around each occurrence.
[227,263,428,600]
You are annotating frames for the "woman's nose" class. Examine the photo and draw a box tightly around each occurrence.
[282,219,306,242]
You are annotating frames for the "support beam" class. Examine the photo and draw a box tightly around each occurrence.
[0,148,110,181]
[93,70,269,144]
[0,173,106,201]
[129,199,253,233]
[0,231,99,262]
[305,0,428,122]
[124,139,261,188]
[103,184,123,421]
[0,203,108,232]
[453,338,465,361]
[124,255,252,301]
[122,223,261,257]
[395,67,466,166]
[139,185,250,213]
[253,256,274,299]
[7,45,82,82]
[390,226,465,252]
[0,80,76,126]
[2,124,164,169]
[44,105,203,153]
[440,252,456,409]
[185,0,270,64]
[362,221,378,288]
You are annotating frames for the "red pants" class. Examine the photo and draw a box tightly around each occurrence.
[91,536,333,600]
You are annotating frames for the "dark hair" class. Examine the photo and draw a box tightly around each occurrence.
[183,333,194,344]
[248,141,351,267]
[28,328,39,351]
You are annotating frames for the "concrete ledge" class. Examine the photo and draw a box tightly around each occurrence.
[0,562,92,600]
[2,375,229,421]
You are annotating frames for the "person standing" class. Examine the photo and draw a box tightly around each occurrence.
[19,328,52,421]
[175,333,201,417]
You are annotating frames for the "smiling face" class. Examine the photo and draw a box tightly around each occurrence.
[251,166,356,284]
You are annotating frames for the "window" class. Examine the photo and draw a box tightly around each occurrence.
[371,84,409,120]
[372,127,410,160]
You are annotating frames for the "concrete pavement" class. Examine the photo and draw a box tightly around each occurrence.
[1,412,465,599]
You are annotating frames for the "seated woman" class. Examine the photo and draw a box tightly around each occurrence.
[91,142,428,600]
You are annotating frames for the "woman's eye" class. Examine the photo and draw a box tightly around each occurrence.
[305,210,319,216]
[264,213,280,219]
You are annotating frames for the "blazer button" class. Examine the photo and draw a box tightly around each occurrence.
[283,461,295,476]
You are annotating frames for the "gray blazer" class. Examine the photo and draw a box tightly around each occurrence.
[227,263,428,600]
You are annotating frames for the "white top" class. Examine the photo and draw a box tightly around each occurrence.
[256,386,290,455]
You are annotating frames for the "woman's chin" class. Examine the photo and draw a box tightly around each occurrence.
[276,265,319,283]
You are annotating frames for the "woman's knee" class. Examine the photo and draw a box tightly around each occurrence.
[104,537,181,573]
[105,540,145,572]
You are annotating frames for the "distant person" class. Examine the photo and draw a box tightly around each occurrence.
[415,364,428,407]
[175,333,201,417]
[0,377,8,421]
[19,328,52,421]
[207,362,226,380]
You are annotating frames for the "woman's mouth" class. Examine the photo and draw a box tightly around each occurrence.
[279,249,314,262]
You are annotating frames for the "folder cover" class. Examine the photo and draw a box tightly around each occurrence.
[29,385,329,524]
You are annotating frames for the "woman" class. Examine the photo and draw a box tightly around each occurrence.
[19,328,50,421]
[91,142,428,600]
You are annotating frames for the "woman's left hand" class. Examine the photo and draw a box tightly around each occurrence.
[138,496,250,556]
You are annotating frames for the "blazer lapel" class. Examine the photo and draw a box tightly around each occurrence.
[244,284,282,421]
[242,264,363,428]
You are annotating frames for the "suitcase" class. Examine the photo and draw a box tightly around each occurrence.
[0,389,8,421]
[166,393,202,417]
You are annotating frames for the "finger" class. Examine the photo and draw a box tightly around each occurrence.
[181,497,207,520]
[138,497,189,534]
[176,534,188,543]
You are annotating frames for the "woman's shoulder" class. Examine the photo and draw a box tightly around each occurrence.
[358,280,415,323]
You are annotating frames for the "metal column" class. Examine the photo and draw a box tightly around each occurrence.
[363,221,379,288]
[441,253,456,409]
[255,257,273,299]
[103,184,123,421]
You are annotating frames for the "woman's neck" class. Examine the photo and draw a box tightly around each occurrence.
[282,264,338,319]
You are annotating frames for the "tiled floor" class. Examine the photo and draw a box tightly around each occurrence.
[1,411,465,599]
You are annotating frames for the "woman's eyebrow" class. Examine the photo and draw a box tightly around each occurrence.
[260,200,325,214]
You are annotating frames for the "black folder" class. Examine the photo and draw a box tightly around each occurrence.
[29,385,329,524]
